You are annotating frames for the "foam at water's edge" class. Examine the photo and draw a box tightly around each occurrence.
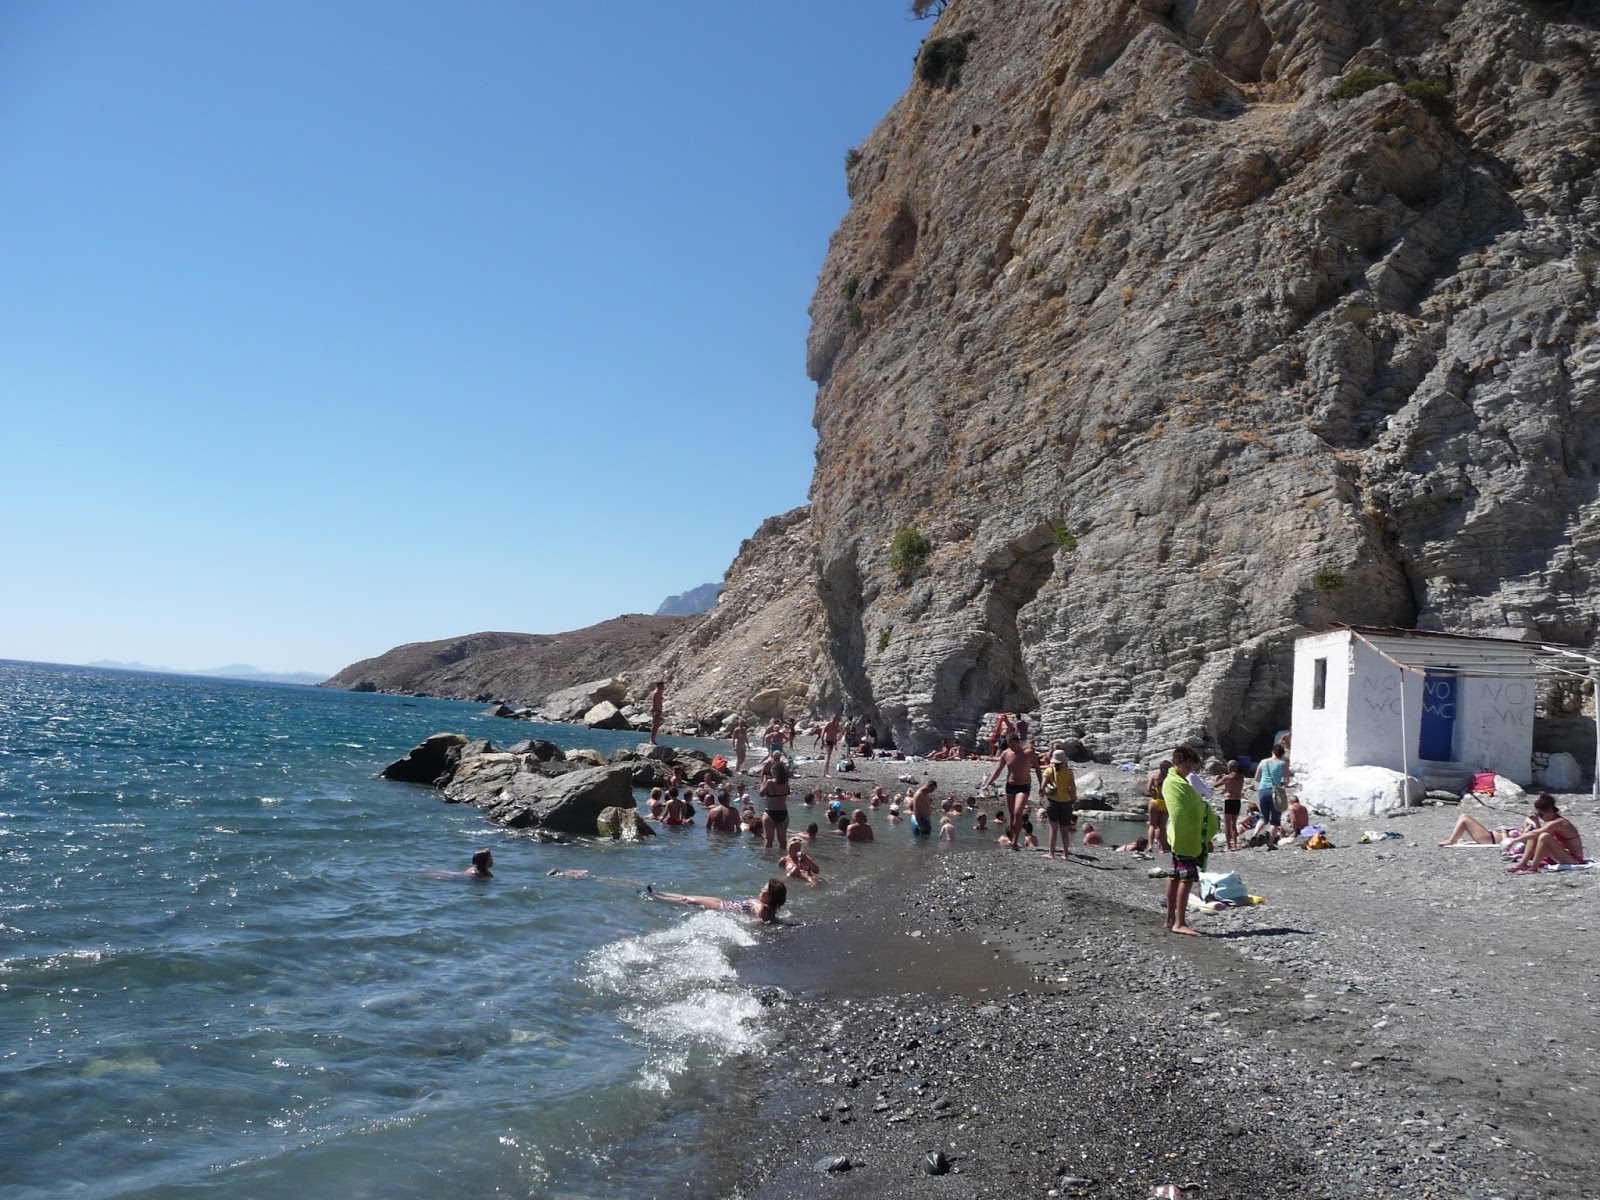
[584,912,768,1093]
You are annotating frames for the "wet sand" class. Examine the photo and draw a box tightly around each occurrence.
[720,763,1599,1200]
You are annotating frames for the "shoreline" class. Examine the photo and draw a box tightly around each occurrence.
[724,784,1599,1199]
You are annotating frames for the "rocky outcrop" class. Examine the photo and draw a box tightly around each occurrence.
[800,0,1600,759]
[379,733,468,784]
[582,701,633,731]
[321,618,691,705]
[655,583,722,616]
[543,677,630,721]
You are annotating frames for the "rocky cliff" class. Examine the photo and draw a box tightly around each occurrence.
[325,0,1598,761]
[801,0,1600,757]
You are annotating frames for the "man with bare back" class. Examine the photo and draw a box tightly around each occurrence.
[908,778,937,837]
[648,681,665,744]
[984,733,1043,851]
[821,713,842,777]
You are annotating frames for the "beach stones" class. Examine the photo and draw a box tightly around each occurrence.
[813,1155,852,1173]
[922,1150,951,1175]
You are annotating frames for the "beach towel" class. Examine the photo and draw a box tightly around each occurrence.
[1543,860,1599,872]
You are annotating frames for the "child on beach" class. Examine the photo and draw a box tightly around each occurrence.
[781,838,821,885]
[1218,759,1246,850]
[939,815,956,842]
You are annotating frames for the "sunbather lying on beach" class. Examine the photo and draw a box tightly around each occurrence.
[1440,792,1559,846]
[648,878,787,923]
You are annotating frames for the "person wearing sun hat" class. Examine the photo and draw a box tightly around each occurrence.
[1041,743,1078,860]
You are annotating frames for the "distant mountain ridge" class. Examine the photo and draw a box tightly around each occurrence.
[654,583,721,617]
[88,661,329,686]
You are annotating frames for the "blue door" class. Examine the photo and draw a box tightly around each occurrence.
[1418,670,1457,761]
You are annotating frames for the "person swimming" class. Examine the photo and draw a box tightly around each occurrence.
[648,878,788,923]
[468,848,493,878]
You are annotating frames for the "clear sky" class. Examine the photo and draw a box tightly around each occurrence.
[0,1,929,675]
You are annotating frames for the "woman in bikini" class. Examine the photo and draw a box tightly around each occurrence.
[1506,795,1584,873]
[759,752,793,849]
[649,878,788,923]
[1440,792,1557,847]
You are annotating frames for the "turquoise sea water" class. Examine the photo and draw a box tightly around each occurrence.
[0,661,887,1199]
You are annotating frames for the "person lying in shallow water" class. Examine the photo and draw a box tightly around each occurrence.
[648,878,788,923]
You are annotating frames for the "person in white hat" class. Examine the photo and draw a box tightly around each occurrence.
[1041,743,1079,860]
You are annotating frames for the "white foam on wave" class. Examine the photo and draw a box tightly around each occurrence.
[584,910,754,995]
[582,911,768,1094]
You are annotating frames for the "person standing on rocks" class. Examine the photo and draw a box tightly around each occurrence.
[984,733,1043,851]
[1162,745,1218,936]
[731,717,749,775]
[648,681,665,744]
[821,713,842,777]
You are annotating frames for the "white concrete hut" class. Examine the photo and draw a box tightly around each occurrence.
[1293,628,1544,783]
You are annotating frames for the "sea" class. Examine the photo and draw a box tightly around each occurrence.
[0,660,1004,1199]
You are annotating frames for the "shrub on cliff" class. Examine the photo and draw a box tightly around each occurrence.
[1403,78,1452,118]
[910,0,948,17]
[917,35,969,89]
[889,529,932,579]
[1333,66,1397,100]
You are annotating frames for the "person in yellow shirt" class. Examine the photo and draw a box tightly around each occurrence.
[1161,745,1219,936]
[1041,746,1078,860]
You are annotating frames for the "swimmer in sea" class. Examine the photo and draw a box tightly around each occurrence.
[648,878,788,923]
[468,848,493,878]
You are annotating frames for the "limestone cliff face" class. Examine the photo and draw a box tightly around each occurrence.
[804,0,1600,757]
[636,505,823,725]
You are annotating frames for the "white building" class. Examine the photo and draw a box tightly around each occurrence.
[1291,628,1544,785]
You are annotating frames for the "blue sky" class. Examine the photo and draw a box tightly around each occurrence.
[0,1,929,675]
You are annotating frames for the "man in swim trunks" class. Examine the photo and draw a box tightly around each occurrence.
[821,713,842,777]
[908,778,937,836]
[984,734,1043,850]
[705,794,740,834]
[648,681,665,744]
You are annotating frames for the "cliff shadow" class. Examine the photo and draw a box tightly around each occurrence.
[928,524,1058,745]
[817,546,876,725]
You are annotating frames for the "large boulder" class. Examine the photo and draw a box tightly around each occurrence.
[748,688,785,719]
[541,677,630,722]
[1536,751,1583,791]
[583,701,632,731]
[380,733,469,784]
[472,764,637,834]
[506,739,566,762]
[639,743,676,762]
[1298,766,1424,820]
[566,748,607,768]
[596,806,657,840]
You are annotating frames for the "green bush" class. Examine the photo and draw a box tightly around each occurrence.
[878,628,892,653]
[845,147,863,170]
[910,0,947,18]
[1403,78,1452,118]
[1314,568,1347,591]
[843,274,861,301]
[1337,304,1376,326]
[1333,66,1397,101]
[889,529,933,577]
[846,299,863,329]
[1053,524,1078,550]
[917,35,968,89]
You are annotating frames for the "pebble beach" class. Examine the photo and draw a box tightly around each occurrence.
[725,749,1599,1200]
